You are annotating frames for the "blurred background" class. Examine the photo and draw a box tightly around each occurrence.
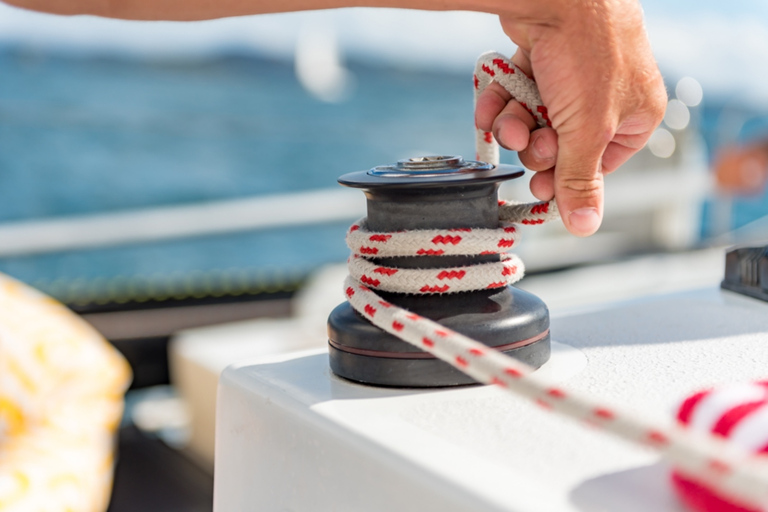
[2,1,768,510]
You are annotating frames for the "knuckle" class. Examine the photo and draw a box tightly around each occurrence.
[520,152,554,171]
[559,175,603,198]
[475,89,512,131]
[645,77,669,126]
[649,96,668,125]
[483,82,512,105]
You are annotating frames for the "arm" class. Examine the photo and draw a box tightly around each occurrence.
[5,0,666,237]
[2,0,520,20]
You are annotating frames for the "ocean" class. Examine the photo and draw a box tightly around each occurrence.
[0,47,485,301]
[1,44,768,302]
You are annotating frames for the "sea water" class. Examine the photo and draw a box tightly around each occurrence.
[0,48,482,298]
[1,47,767,300]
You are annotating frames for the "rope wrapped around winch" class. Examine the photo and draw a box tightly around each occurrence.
[342,51,768,512]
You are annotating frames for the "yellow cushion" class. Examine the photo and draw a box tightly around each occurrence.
[0,273,131,512]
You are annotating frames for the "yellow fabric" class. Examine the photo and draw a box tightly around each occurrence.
[0,273,131,512]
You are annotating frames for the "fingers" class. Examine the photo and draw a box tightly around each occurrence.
[525,137,640,212]
[476,79,613,238]
[519,128,557,170]
[522,133,644,175]
[495,0,667,238]
[475,81,511,132]
[474,48,538,154]
[529,169,555,201]
[476,82,536,152]
[553,133,606,237]
[601,142,637,174]
[492,100,537,151]
[514,39,611,231]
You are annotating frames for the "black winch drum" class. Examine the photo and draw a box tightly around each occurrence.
[327,156,550,387]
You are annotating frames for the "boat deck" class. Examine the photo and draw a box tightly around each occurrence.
[214,284,768,511]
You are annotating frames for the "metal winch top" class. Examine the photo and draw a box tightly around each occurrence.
[340,155,521,185]
[327,155,551,388]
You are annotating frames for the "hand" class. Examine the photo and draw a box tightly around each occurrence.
[475,0,666,236]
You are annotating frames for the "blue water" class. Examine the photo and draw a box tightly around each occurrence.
[0,47,494,299]
[2,46,768,300]
[0,50,479,219]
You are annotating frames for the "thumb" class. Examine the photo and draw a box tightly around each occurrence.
[553,134,605,237]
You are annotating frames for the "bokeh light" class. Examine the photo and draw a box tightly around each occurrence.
[649,128,676,158]
[675,77,703,107]
[664,99,691,131]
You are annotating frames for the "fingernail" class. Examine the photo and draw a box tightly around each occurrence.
[532,136,555,161]
[568,208,601,235]
[494,125,511,150]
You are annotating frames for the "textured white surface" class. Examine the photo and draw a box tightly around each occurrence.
[215,342,588,512]
[214,287,768,512]
[169,268,337,468]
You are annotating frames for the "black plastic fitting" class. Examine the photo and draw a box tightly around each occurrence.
[327,156,551,387]
[722,244,768,301]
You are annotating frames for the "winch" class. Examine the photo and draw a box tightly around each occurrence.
[326,155,551,387]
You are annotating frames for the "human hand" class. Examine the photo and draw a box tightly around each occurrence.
[475,0,666,236]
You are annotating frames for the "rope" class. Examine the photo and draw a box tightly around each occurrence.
[346,199,556,294]
[342,51,768,510]
[474,52,552,165]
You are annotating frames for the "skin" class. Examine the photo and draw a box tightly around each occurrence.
[4,0,666,236]
[479,1,667,236]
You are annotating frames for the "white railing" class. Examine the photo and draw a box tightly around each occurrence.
[0,189,366,257]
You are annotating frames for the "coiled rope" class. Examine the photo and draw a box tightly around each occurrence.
[346,199,556,294]
[343,51,768,510]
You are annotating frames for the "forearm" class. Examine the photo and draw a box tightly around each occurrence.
[3,0,522,20]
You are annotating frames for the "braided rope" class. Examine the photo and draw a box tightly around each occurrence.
[342,51,768,510]
[346,218,520,258]
[347,252,523,295]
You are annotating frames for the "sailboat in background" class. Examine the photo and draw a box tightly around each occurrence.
[294,22,355,103]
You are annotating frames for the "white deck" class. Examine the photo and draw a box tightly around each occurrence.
[214,285,768,511]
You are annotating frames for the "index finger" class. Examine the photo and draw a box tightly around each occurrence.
[475,81,512,132]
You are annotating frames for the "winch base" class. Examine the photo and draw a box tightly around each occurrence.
[327,285,550,387]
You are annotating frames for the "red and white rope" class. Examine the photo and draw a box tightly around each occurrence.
[474,51,552,165]
[345,198,558,294]
[342,51,768,510]
[674,382,768,511]
[347,251,523,294]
